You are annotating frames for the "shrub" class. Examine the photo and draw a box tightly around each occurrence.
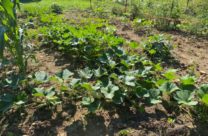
[143,34,173,61]
[112,7,124,16]
[50,3,63,14]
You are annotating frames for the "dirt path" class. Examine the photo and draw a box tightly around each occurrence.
[171,33,208,73]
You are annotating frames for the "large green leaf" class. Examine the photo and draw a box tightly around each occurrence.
[62,69,74,80]
[202,94,208,106]
[124,76,136,87]
[33,88,44,97]
[78,67,93,79]
[163,69,178,81]
[101,81,119,99]
[82,97,95,105]
[159,82,179,94]
[81,82,94,91]
[148,89,162,104]
[70,78,81,87]
[198,84,208,98]
[180,76,196,85]
[94,67,107,77]
[35,71,48,82]
[4,75,20,89]
[174,90,197,106]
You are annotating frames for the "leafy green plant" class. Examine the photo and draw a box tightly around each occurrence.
[39,13,65,25]
[197,84,208,109]
[133,18,154,35]
[112,6,124,16]
[63,46,164,111]
[198,84,208,100]
[34,71,49,83]
[196,84,208,123]
[143,34,173,61]
[174,90,197,106]
[43,23,124,63]
[50,3,63,14]
[0,74,27,113]
[32,87,61,106]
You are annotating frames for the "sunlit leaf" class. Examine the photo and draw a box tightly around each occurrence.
[180,75,196,85]
[174,90,197,106]
[159,82,179,94]
[62,69,74,80]
[78,67,93,79]
[124,76,135,87]
[202,94,208,106]
[35,71,48,82]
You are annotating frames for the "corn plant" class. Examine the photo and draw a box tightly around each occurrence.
[0,0,26,74]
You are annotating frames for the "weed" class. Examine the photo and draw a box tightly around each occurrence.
[112,6,124,16]
[133,18,154,35]
[143,34,173,62]
[50,3,63,14]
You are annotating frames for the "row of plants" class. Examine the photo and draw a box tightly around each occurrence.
[1,43,208,122]
[1,0,208,125]
[37,22,208,118]
[41,21,123,63]
[1,16,208,124]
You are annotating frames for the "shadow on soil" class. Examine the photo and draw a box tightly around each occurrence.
[1,102,208,136]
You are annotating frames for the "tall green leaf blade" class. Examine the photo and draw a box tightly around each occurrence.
[2,0,15,19]
[0,26,5,59]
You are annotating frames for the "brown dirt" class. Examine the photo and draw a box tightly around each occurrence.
[1,101,205,136]
[170,32,208,83]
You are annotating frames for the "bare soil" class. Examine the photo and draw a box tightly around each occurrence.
[2,101,206,136]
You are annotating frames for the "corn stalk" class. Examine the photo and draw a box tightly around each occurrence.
[90,0,92,9]
[125,0,128,12]
[0,0,26,75]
